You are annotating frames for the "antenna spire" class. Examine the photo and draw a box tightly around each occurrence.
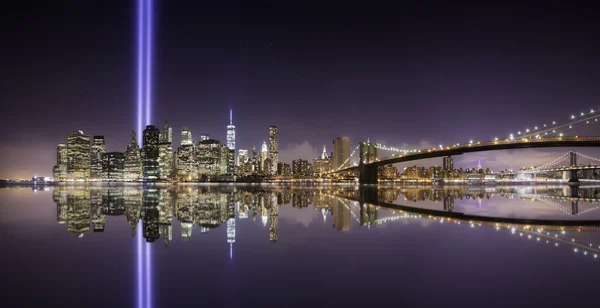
[229,108,232,125]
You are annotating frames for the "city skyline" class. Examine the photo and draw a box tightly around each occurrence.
[3,2,600,178]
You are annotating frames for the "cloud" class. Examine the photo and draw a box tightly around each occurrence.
[279,141,321,163]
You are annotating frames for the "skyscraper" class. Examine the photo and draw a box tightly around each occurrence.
[292,159,309,176]
[161,120,172,143]
[66,130,91,180]
[124,130,143,180]
[238,149,248,165]
[268,126,278,174]
[53,144,68,181]
[313,147,332,175]
[227,109,235,150]
[196,139,221,177]
[101,152,125,180]
[199,134,209,141]
[90,136,106,180]
[261,141,268,174]
[142,125,160,180]
[443,156,454,171]
[332,137,350,169]
[181,127,193,146]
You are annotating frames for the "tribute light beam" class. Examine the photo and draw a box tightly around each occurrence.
[136,1,154,308]
[137,0,154,145]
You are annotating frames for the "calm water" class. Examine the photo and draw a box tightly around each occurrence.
[1,184,599,307]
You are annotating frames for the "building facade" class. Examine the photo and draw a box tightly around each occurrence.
[90,136,106,180]
[268,126,278,175]
[123,131,143,180]
[67,131,91,180]
[142,125,160,180]
[332,137,350,170]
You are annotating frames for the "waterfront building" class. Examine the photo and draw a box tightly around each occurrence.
[53,144,68,181]
[261,141,268,174]
[90,136,106,180]
[158,143,174,180]
[197,139,221,177]
[142,125,160,180]
[292,159,310,176]
[67,130,91,180]
[277,162,291,176]
[123,131,143,180]
[268,126,278,174]
[332,137,350,170]
[101,152,125,180]
[379,165,398,179]
[313,146,332,175]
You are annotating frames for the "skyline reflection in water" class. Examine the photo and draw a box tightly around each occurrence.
[1,184,600,307]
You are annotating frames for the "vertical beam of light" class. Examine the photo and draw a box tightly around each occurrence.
[145,243,151,308]
[145,0,153,126]
[136,0,145,145]
[137,221,143,308]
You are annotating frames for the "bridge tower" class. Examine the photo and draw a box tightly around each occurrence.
[568,151,579,183]
[359,142,378,185]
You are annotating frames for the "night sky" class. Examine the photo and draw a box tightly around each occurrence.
[2,1,600,178]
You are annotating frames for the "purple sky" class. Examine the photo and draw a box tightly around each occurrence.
[2,2,600,178]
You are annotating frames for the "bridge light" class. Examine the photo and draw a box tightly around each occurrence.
[569,126,572,129]
[469,140,473,144]
[517,131,521,135]
[543,124,546,127]
[494,137,498,141]
[591,109,595,113]
[526,129,530,133]
[581,112,585,116]
[509,134,514,140]
[571,115,575,119]
[587,121,589,124]
[534,126,538,130]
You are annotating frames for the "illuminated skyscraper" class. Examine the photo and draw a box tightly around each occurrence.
[313,146,332,175]
[161,120,172,143]
[238,149,248,166]
[199,134,209,141]
[261,141,268,173]
[227,109,235,150]
[101,152,125,180]
[158,120,174,180]
[292,159,309,176]
[123,131,143,180]
[90,136,106,180]
[53,144,68,181]
[181,127,193,146]
[332,137,350,169]
[197,139,221,177]
[66,130,91,180]
[268,126,278,174]
[142,125,160,180]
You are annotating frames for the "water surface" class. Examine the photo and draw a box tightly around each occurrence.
[1,184,599,307]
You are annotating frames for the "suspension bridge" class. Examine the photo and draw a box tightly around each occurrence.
[327,109,600,184]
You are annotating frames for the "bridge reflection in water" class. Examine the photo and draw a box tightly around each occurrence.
[50,184,600,262]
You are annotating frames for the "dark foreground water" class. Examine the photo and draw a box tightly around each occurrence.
[1,184,599,307]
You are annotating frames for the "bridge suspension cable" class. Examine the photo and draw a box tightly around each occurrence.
[573,151,600,164]
[533,152,570,170]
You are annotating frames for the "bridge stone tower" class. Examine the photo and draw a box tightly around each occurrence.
[568,151,579,183]
[359,142,378,185]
